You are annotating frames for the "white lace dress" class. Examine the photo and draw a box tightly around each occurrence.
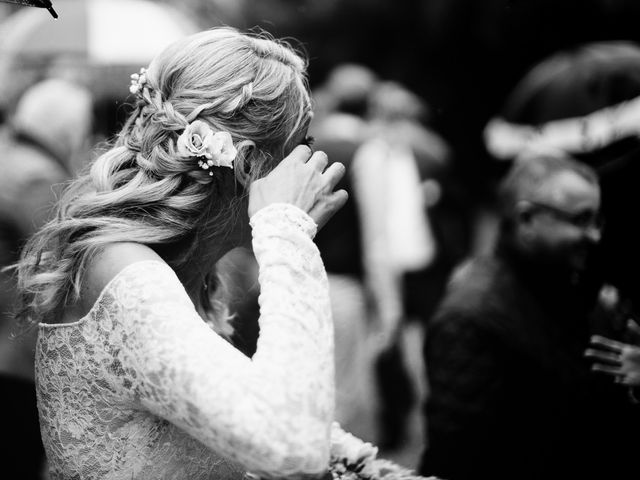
[35,204,335,480]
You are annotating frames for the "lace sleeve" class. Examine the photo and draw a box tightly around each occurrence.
[109,203,334,478]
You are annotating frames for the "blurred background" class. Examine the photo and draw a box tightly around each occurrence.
[3,0,640,474]
[3,0,640,209]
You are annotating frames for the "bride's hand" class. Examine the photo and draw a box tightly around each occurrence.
[248,145,348,230]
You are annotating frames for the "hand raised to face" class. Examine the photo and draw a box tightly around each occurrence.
[248,145,348,230]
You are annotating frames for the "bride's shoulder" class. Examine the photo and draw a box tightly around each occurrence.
[75,243,165,317]
[89,242,164,281]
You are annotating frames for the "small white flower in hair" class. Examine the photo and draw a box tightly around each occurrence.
[206,131,237,169]
[129,67,148,95]
[177,120,214,158]
[177,120,237,176]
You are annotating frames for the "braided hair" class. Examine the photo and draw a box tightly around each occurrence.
[16,27,313,331]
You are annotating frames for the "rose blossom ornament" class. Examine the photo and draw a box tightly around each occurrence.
[176,120,237,175]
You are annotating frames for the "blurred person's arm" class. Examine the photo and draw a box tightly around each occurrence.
[351,139,403,349]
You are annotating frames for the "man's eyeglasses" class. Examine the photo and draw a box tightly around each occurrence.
[528,201,604,230]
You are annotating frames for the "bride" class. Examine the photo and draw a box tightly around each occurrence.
[15,27,349,479]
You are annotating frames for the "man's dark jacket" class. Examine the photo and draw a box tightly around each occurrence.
[419,241,639,480]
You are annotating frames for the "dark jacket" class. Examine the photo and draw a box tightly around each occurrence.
[419,241,639,480]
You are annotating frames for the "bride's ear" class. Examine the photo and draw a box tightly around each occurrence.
[233,141,256,188]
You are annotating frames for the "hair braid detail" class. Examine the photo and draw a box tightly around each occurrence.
[15,27,313,334]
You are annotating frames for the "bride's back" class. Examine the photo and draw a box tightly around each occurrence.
[36,259,245,479]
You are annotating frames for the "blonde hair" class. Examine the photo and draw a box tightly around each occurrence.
[16,27,312,331]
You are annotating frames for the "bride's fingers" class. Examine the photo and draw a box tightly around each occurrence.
[584,349,621,365]
[306,151,329,172]
[320,162,346,192]
[283,144,313,165]
[308,189,348,230]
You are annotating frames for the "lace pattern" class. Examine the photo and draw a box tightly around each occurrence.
[35,204,335,479]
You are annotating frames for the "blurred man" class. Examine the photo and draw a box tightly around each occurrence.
[419,152,637,480]
[484,41,640,334]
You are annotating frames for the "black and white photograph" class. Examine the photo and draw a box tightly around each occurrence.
[1,1,640,479]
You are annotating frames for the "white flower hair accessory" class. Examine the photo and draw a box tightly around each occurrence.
[176,120,237,175]
[129,68,148,95]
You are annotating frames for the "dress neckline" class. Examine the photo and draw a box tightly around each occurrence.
[38,259,168,329]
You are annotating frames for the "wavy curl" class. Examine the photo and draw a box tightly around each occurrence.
[16,27,313,332]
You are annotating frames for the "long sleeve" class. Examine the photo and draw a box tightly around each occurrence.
[107,203,334,478]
